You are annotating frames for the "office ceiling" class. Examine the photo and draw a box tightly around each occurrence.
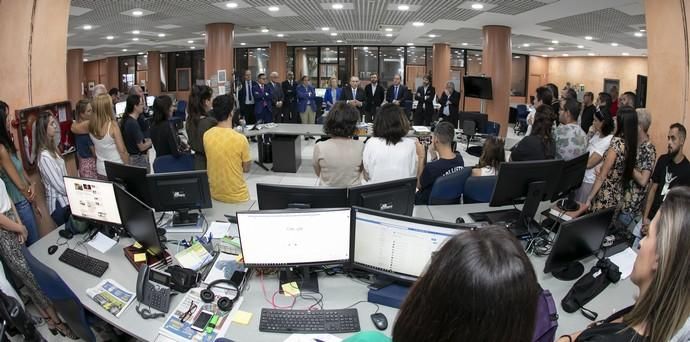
[67,0,647,61]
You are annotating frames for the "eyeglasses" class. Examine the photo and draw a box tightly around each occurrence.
[180,301,197,322]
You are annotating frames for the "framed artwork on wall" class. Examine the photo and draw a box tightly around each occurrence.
[88,81,95,91]
[603,78,620,95]
[176,68,191,91]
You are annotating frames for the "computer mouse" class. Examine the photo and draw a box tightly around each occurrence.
[455,217,465,224]
[48,245,58,255]
[371,312,388,330]
[58,229,73,239]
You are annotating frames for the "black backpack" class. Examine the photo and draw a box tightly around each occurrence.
[561,258,621,320]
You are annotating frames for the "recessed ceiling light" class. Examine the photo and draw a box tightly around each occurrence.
[587,53,595,56]
[240,42,246,46]
[132,37,139,41]
[551,40,559,44]
[610,42,618,47]
[541,54,548,57]
[132,30,140,35]
[514,56,520,59]
[336,39,343,43]
[158,33,165,37]
[385,28,393,32]
[83,58,88,62]
[261,28,269,33]
[407,42,414,46]
[322,27,330,31]
[522,43,530,47]
[577,45,584,48]
[412,22,424,27]
[363,47,369,50]
[471,3,484,10]
[187,40,194,43]
[428,34,437,38]
[332,3,343,9]
[225,2,238,8]
[634,32,643,37]
[462,42,468,46]
[83,25,92,30]
[132,10,143,16]
[122,49,128,52]
[548,47,554,51]
[137,52,143,55]
[277,33,284,37]
[202,33,206,36]
[106,35,114,40]
[268,6,279,12]
[385,33,393,37]
[562,53,569,57]
[398,4,410,11]
[622,52,630,56]
[190,46,196,49]
[330,32,338,36]
[302,47,307,50]
[474,54,480,57]
[640,29,646,32]
[584,36,593,40]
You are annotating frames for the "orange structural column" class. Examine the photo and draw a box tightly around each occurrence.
[106,57,119,90]
[67,49,85,107]
[481,25,511,137]
[269,41,288,79]
[147,51,162,95]
[205,23,235,85]
[432,43,451,99]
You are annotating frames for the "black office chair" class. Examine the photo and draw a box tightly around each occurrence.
[462,120,476,151]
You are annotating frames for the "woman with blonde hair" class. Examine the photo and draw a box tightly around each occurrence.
[89,94,128,179]
[73,99,97,178]
[559,186,690,342]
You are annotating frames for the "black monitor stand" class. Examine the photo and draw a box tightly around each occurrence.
[172,209,199,227]
[556,191,580,212]
[279,266,319,293]
[551,261,585,281]
[367,275,398,291]
[471,181,547,238]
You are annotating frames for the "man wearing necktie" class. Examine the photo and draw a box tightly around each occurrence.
[237,70,256,125]
[282,71,298,123]
[386,74,409,115]
[253,73,273,124]
[268,72,285,123]
[340,76,365,120]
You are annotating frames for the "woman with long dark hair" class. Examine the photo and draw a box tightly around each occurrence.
[511,104,556,161]
[120,94,152,172]
[472,136,505,176]
[345,227,540,342]
[33,112,69,226]
[575,110,614,203]
[73,99,97,178]
[0,101,40,245]
[150,96,187,158]
[185,85,215,170]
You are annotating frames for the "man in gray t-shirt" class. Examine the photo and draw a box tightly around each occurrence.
[555,98,587,161]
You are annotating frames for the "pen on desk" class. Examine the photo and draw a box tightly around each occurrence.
[313,339,325,342]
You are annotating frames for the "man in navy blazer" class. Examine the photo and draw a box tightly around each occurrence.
[253,73,272,123]
[237,70,257,124]
[268,72,284,123]
[386,74,408,106]
[296,75,317,126]
[340,76,366,119]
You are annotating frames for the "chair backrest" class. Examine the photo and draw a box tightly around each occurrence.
[463,175,497,204]
[429,167,472,205]
[21,247,96,342]
[484,121,500,136]
[462,120,476,137]
[516,104,529,118]
[174,100,187,120]
[153,154,194,173]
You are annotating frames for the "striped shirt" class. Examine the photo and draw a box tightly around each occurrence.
[37,150,68,213]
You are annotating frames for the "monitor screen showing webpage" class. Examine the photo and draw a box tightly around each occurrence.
[64,177,122,225]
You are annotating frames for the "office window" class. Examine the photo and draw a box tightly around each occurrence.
[511,54,528,96]
[451,48,465,68]
[353,46,378,85]
[294,47,318,81]
[165,50,204,91]
[287,48,294,78]
[119,56,136,92]
[466,50,483,75]
[379,47,404,88]
[234,48,267,81]
[160,53,168,92]
[338,47,351,88]
[319,47,338,87]
[406,47,427,91]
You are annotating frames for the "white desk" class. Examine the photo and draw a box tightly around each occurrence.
[29,201,635,340]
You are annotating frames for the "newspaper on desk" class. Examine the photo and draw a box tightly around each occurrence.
[159,287,243,342]
[86,279,135,318]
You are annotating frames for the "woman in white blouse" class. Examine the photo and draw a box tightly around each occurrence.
[363,104,425,183]
[34,112,70,226]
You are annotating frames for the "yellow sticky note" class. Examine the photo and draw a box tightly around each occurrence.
[132,241,143,249]
[235,254,243,262]
[281,282,300,297]
[232,310,253,325]
[133,253,147,262]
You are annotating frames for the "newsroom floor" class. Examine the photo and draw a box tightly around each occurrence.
[13,124,523,341]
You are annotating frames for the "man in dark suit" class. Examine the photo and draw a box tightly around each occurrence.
[414,75,435,126]
[439,81,461,128]
[340,76,366,119]
[364,73,385,123]
[386,74,408,106]
[253,73,272,123]
[237,70,256,124]
[268,71,285,123]
[282,71,298,123]
[580,91,596,133]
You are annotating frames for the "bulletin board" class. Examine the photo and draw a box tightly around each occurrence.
[13,101,73,172]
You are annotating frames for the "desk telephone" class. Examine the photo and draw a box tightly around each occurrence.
[136,265,172,314]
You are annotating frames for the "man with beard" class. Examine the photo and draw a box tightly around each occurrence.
[643,123,690,224]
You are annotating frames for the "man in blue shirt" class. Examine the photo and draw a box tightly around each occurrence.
[415,121,464,204]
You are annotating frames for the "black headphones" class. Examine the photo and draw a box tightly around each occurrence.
[199,279,239,312]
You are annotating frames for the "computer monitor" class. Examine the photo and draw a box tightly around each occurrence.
[146,170,212,227]
[471,160,564,236]
[146,96,155,107]
[115,101,126,116]
[114,185,164,256]
[105,161,152,207]
[237,208,351,292]
[351,207,469,287]
[256,184,348,210]
[549,153,589,211]
[64,177,122,225]
[348,177,416,216]
[544,208,615,280]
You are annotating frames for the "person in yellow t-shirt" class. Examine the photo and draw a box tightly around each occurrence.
[203,94,252,203]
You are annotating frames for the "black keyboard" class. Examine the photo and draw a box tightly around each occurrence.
[58,248,109,277]
[259,308,360,333]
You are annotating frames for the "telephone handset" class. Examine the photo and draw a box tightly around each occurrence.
[136,265,172,314]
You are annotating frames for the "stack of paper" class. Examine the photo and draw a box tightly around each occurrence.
[174,242,213,271]
[609,247,637,279]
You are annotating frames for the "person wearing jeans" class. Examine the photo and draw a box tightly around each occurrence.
[34,112,71,227]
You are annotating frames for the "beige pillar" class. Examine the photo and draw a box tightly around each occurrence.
[106,57,119,90]
[67,49,85,107]
[432,43,451,99]
[147,51,161,95]
[205,23,235,84]
[481,25,511,137]
[269,42,288,79]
